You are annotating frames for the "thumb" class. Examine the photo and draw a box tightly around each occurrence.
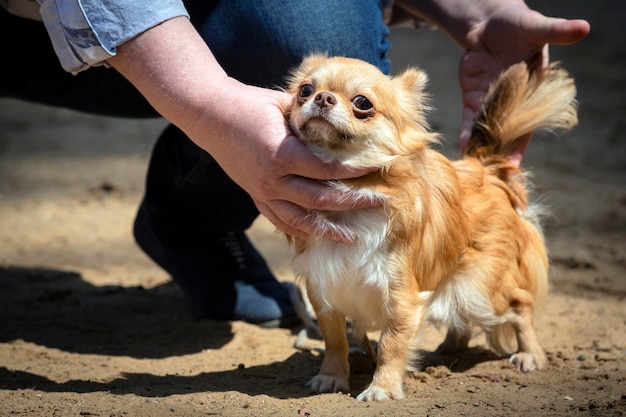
[272,89,294,114]
[525,13,590,46]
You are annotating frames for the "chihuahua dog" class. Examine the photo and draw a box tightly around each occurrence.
[285,54,578,401]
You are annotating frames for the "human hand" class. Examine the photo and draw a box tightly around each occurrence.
[458,3,590,165]
[196,79,377,242]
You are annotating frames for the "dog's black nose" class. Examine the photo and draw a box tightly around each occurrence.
[314,92,336,108]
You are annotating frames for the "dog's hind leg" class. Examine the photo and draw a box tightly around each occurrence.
[508,289,547,372]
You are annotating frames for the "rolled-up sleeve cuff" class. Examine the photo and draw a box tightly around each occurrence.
[38,0,189,74]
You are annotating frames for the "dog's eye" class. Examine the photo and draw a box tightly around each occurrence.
[352,95,374,119]
[352,95,373,111]
[299,84,315,99]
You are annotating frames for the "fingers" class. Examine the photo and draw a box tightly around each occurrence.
[275,133,376,181]
[270,174,379,212]
[506,133,532,168]
[458,69,493,151]
[256,198,357,243]
[255,165,380,242]
[255,199,310,240]
[252,164,379,242]
[457,49,501,151]
[459,107,476,152]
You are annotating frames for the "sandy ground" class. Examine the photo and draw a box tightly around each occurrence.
[1,1,625,416]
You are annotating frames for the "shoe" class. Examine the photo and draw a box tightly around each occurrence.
[133,202,301,328]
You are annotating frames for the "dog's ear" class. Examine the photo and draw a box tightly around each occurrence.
[390,67,431,122]
[393,67,428,96]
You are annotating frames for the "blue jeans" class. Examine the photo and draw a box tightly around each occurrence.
[1,0,391,239]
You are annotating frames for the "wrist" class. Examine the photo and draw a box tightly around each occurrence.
[396,0,527,49]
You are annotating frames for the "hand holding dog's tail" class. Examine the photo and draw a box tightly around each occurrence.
[465,62,579,163]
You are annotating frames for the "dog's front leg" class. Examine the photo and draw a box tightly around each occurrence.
[306,302,350,394]
[356,325,408,400]
[357,307,423,401]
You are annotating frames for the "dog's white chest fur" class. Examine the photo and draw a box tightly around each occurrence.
[293,207,393,329]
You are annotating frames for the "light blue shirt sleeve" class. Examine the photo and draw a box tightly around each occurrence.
[38,0,190,74]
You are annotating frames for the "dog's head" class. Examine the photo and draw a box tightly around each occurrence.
[286,54,437,168]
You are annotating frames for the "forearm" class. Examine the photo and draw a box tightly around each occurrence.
[107,16,235,150]
[394,0,527,48]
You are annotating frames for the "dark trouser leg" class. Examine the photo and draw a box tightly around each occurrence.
[134,125,297,324]
[139,125,259,241]
[0,8,157,117]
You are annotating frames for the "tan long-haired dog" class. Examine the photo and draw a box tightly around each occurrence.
[285,54,578,401]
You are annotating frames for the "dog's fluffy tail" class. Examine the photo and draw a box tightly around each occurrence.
[464,61,578,163]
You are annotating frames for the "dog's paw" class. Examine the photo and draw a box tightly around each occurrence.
[307,374,349,394]
[356,385,405,401]
[509,351,547,372]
